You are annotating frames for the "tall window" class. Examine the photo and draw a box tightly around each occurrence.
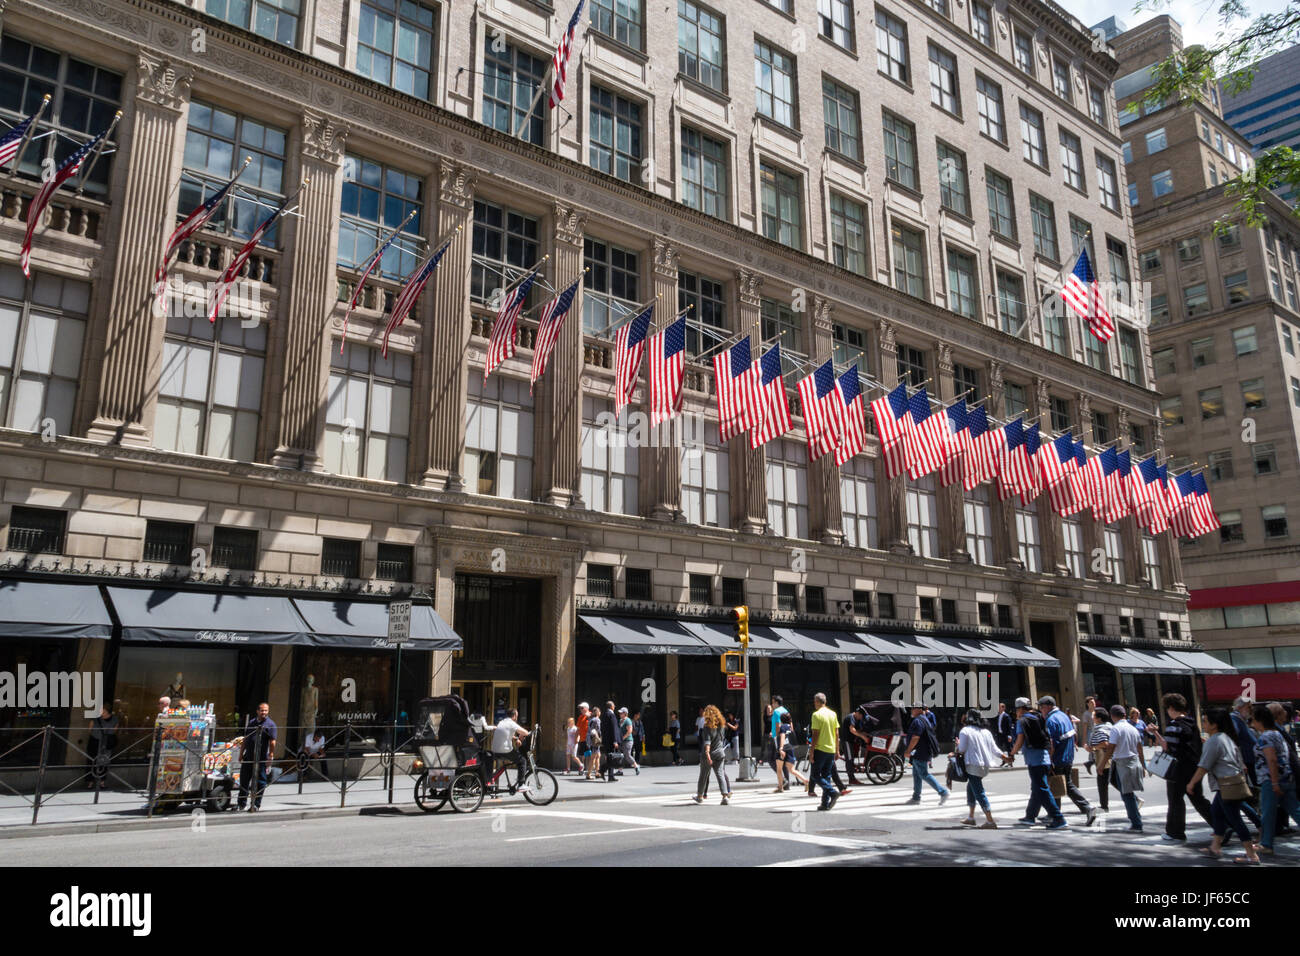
[892,224,927,299]
[206,0,300,46]
[1085,329,1107,371]
[1145,127,1167,154]
[766,439,809,539]
[157,312,264,461]
[882,112,918,190]
[1020,104,1046,167]
[1096,154,1119,210]
[971,2,992,46]
[1005,382,1028,417]
[471,200,540,306]
[755,40,797,127]
[338,154,424,280]
[1106,236,1131,312]
[589,86,643,183]
[324,346,411,481]
[907,475,939,558]
[875,10,909,84]
[946,248,977,319]
[760,162,803,248]
[829,194,868,275]
[833,322,867,373]
[1151,169,1174,197]
[678,0,725,92]
[583,238,640,336]
[898,345,927,386]
[1016,506,1041,572]
[1013,30,1034,75]
[1050,396,1070,433]
[591,0,643,48]
[1062,519,1084,578]
[766,299,803,358]
[953,363,979,402]
[928,43,959,114]
[1119,328,1142,384]
[818,0,854,48]
[976,75,1005,142]
[465,375,534,499]
[1030,194,1059,260]
[1088,83,1107,126]
[679,271,726,356]
[964,486,994,565]
[1103,527,1125,584]
[1060,129,1085,191]
[680,127,728,219]
[482,38,545,145]
[936,142,970,217]
[823,77,861,160]
[581,396,640,514]
[1052,57,1071,103]
[182,102,287,245]
[0,37,122,196]
[1070,215,1095,262]
[1141,535,1161,588]
[986,170,1016,239]
[841,457,878,549]
[997,271,1026,336]
[0,266,89,435]
[356,0,436,99]
[1044,309,1068,356]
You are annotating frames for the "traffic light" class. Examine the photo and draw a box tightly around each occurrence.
[731,605,749,646]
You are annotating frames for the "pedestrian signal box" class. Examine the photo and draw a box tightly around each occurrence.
[721,651,744,675]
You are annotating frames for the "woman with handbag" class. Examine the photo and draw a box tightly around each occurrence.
[953,709,1009,828]
[1250,704,1300,855]
[1088,708,1113,813]
[667,711,682,766]
[693,705,733,805]
[1187,707,1260,863]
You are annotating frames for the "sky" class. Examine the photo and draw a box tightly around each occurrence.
[1068,0,1294,47]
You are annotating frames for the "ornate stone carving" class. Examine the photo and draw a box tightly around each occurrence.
[439,160,477,210]
[988,359,1004,393]
[737,268,762,308]
[653,237,679,278]
[554,202,586,247]
[301,110,349,164]
[1034,376,1049,415]
[936,342,954,373]
[1077,392,1092,426]
[878,320,896,354]
[1116,406,1129,435]
[812,295,832,334]
[135,54,193,112]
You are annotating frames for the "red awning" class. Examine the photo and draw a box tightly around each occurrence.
[1202,672,1300,702]
[1187,580,1300,610]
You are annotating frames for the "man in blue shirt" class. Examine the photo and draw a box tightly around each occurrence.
[1007,697,1067,829]
[902,702,949,805]
[1042,696,1097,825]
[238,702,277,812]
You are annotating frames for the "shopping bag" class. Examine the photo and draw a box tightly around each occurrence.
[661,733,673,748]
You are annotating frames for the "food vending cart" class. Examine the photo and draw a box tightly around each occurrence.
[147,705,242,814]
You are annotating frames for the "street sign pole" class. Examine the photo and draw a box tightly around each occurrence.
[386,601,412,802]
[738,641,754,780]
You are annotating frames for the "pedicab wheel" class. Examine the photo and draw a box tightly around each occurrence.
[413,771,448,813]
[523,768,558,806]
[866,754,896,785]
[449,770,485,813]
[889,755,905,783]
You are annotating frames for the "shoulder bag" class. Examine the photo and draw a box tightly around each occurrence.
[1147,749,1176,779]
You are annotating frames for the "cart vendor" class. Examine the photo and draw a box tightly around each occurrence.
[238,702,277,812]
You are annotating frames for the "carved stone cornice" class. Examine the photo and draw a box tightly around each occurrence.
[737,268,762,309]
[878,320,896,354]
[135,53,193,112]
[936,342,954,374]
[652,237,679,279]
[301,109,349,165]
[438,160,477,211]
[553,202,586,247]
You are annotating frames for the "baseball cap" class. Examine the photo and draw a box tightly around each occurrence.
[1232,696,1253,709]
[910,701,924,709]
[1014,697,1032,709]
[1038,696,1056,708]
[618,707,628,714]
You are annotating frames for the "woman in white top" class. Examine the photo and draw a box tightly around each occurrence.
[953,709,1009,828]
[564,717,584,775]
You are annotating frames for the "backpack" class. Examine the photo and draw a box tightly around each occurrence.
[1020,711,1050,750]
[923,723,941,760]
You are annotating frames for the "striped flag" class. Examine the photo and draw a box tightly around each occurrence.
[342,213,416,351]
[1104,449,1133,524]
[833,366,867,466]
[207,191,294,324]
[530,275,583,391]
[903,387,950,480]
[614,304,652,414]
[549,0,587,109]
[154,167,247,313]
[869,383,910,480]
[1044,433,1079,516]
[648,313,686,426]
[1169,471,1199,538]
[1062,246,1114,343]
[1,101,46,170]
[714,337,761,442]
[1156,464,1178,531]
[1165,469,1193,530]
[938,398,971,488]
[20,122,114,277]
[1068,440,1093,514]
[1086,447,1112,521]
[996,419,1026,501]
[1192,473,1221,536]
[383,237,451,356]
[964,405,1001,491]
[750,344,792,449]
[1017,424,1043,504]
[484,270,538,380]
[1134,457,1168,533]
[1127,451,1156,516]
[797,360,844,461]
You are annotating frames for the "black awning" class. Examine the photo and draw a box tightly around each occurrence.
[291,599,462,651]
[678,621,803,658]
[1165,650,1237,675]
[980,639,1061,669]
[1083,645,1193,675]
[768,627,881,662]
[857,632,951,663]
[920,636,1024,667]
[578,615,713,656]
[0,579,112,640]
[107,587,310,645]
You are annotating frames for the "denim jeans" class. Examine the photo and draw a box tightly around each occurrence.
[1211,792,1253,842]
[812,750,839,807]
[1258,777,1300,849]
[1024,764,1064,823]
[910,757,948,800]
[965,773,990,812]
[1118,790,1143,830]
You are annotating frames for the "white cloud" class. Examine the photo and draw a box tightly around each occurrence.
[1071,0,1293,49]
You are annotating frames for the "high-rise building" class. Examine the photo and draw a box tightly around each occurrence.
[1222,44,1300,205]
[0,0,1209,764]
[1112,16,1300,705]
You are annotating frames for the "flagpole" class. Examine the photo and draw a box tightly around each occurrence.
[520,266,588,319]
[497,255,550,298]
[591,293,660,339]
[5,94,50,174]
[694,318,762,365]
[515,68,552,141]
[73,111,122,195]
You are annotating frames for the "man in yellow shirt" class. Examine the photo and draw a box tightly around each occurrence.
[809,693,841,811]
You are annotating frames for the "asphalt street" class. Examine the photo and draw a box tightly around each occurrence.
[4,761,1298,867]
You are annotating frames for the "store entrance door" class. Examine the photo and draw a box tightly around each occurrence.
[452,680,539,728]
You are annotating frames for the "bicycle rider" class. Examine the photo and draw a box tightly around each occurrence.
[488,708,531,792]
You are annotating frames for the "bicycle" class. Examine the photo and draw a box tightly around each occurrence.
[447,725,558,813]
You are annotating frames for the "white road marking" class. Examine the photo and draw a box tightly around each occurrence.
[506,826,652,843]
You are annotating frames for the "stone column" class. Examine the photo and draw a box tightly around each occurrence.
[878,322,909,553]
[420,161,476,490]
[86,55,193,446]
[1034,376,1067,574]
[936,342,968,561]
[988,360,1022,569]
[536,203,586,506]
[733,268,768,533]
[1078,393,1107,583]
[810,296,844,545]
[269,111,349,469]
[647,238,681,521]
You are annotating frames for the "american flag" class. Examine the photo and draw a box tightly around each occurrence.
[1104,449,1133,524]
[20,122,113,277]
[1193,473,1221,534]
[208,191,294,324]
[797,360,844,461]
[750,344,792,449]
[1171,471,1219,538]
[154,166,247,313]
[1156,464,1177,529]
[549,0,587,109]
[1085,447,1112,521]
[869,383,910,480]
[1127,451,1156,516]
[1017,424,1043,504]
[530,275,583,391]
[1044,433,1079,516]
[614,304,652,414]
[903,387,950,479]
[965,405,1002,490]
[1067,440,1092,515]
[1166,469,1194,532]
[484,270,538,381]
[0,103,44,170]
[1062,246,1114,343]
[1134,457,1170,534]
[383,238,451,356]
[648,314,686,426]
[938,398,970,488]
[714,337,761,442]
[342,213,415,351]
[833,366,867,466]
[996,419,1027,501]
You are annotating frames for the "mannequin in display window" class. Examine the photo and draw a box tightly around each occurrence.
[166,673,186,705]
[299,674,319,736]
